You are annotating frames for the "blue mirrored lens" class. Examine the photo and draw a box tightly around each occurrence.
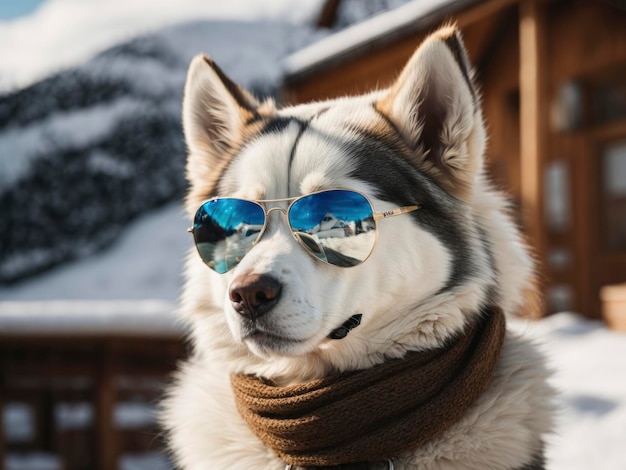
[289,190,376,267]
[193,199,265,273]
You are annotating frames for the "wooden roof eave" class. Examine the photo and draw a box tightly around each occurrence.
[284,0,521,86]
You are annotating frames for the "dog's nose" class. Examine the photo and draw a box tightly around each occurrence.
[229,273,282,319]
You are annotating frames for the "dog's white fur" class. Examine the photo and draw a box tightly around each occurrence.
[162,26,555,469]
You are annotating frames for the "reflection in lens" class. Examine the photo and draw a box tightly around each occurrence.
[193,199,265,273]
[289,190,376,267]
[296,232,328,263]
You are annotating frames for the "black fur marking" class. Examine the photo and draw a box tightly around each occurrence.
[513,448,546,470]
[259,107,329,140]
[443,33,476,104]
[328,314,362,340]
[259,116,308,136]
[347,135,475,290]
[256,116,309,195]
[245,113,265,126]
[312,107,331,120]
[288,122,309,189]
[478,226,500,304]
[225,111,331,197]
[215,117,306,196]
[477,227,496,274]
[284,108,330,192]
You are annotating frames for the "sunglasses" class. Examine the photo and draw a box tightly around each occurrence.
[189,189,420,274]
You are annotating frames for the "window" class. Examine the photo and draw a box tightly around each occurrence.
[602,139,626,251]
[544,159,571,233]
[592,73,626,125]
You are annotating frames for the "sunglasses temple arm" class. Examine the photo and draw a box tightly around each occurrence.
[372,205,420,221]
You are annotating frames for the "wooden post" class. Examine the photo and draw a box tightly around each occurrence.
[519,0,548,313]
[0,353,5,469]
[96,345,117,470]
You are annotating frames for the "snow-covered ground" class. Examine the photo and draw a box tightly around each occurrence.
[510,313,626,469]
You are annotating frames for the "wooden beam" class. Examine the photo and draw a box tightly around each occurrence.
[96,347,117,470]
[519,0,548,305]
[316,0,340,28]
[0,354,5,468]
[456,0,520,28]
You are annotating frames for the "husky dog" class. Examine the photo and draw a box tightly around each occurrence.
[162,26,554,470]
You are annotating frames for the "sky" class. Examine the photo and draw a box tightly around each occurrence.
[0,0,44,20]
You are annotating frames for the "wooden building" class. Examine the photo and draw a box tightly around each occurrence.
[0,303,185,469]
[283,0,626,319]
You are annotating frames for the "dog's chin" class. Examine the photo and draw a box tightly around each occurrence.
[242,330,317,358]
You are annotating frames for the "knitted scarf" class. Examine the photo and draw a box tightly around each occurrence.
[231,306,506,468]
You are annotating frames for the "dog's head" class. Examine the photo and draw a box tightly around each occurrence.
[180,27,532,370]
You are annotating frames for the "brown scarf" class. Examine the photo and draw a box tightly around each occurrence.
[231,306,506,468]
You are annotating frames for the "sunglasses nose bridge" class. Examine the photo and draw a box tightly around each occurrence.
[265,206,287,217]
[260,206,290,237]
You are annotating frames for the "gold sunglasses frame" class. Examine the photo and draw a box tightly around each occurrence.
[188,189,420,271]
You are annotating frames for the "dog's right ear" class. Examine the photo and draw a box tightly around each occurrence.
[377,26,484,201]
[182,55,261,190]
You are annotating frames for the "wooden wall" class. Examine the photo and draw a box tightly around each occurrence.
[546,0,626,317]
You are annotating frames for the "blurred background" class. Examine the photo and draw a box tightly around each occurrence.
[0,0,625,469]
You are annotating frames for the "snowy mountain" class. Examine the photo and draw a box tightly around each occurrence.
[0,20,322,284]
[0,0,422,285]
[0,0,325,93]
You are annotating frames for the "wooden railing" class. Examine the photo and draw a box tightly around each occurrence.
[1,336,186,470]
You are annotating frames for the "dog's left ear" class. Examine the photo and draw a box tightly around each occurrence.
[182,55,264,202]
[378,26,486,201]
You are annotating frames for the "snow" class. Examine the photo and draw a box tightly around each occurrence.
[55,402,92,431]
[115,402,157,429]
[333,0,413,29]
[510,312,626,469]
[6,399,166,468]
[0,18,324,195]
[0,0,324,92]
[5,452,60,470]
[0,97,146,187]
[0,202,189,335]
[119,452,171,470]
[0,202,188,302]
[0,300,184,336]
[3,402,34,442]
